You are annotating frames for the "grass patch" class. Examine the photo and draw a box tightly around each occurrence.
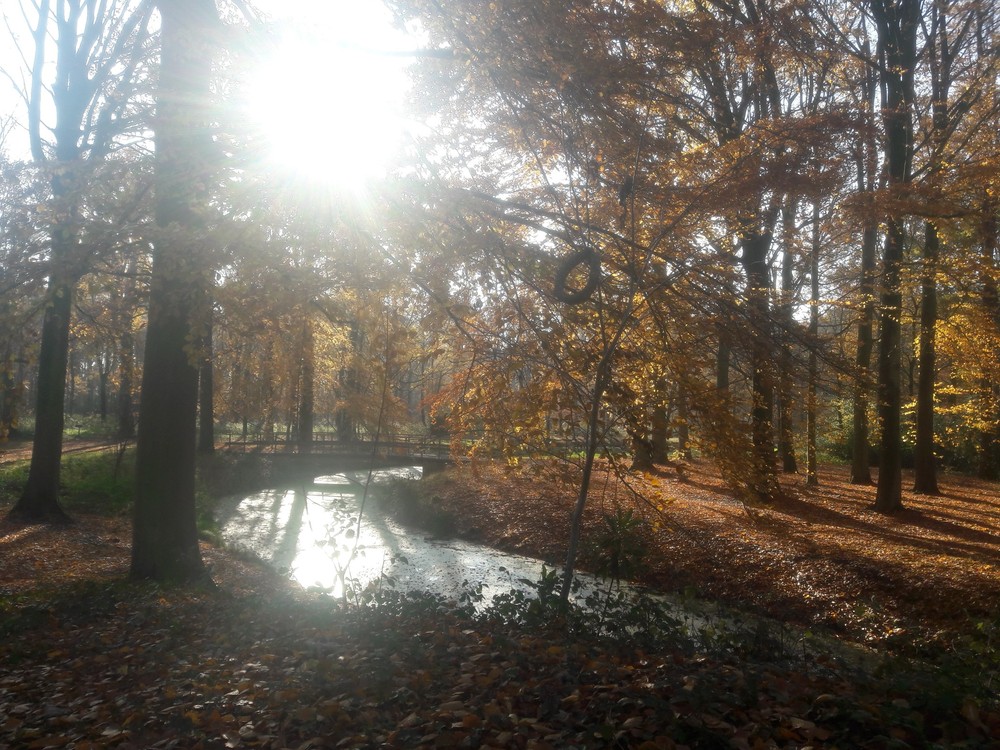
[0,446,133,515]
[59,447,135,515]
[1,447,237,536]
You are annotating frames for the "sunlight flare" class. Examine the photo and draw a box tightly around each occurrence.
[244,21,411,190]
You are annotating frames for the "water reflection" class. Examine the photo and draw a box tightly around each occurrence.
[217,469,561,601]
[218,470,878,668]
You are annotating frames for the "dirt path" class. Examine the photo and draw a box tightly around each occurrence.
[0,438,119,466]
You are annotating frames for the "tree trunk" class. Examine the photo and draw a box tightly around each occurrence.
[115,258,137,441]
[677,388,692,460]
[778,198,798,473]
[872,0,918,514]
[131,0,218,584]
[650,378,669,463]
[913,220,940,493]
[117,330,136,441]
[297,316,315,451]
[851,224,877,484]
[874,217,906,513]
[807,201,820,486]
[979,203,999,478]
[716,322,731,392]
[9,231,75,523]
[0,342,19,440]
[740,231,779,503]
[561,359,612,602]
[198,308,215,455]
[851,49,879,486]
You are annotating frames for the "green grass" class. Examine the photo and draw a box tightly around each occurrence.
[7,414,121,442]
[1,447,231,545]
[60,447,135,514]
[0,447,136,515]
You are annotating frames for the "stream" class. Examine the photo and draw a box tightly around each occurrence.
[217,467,590,603]
[216,468,877,667]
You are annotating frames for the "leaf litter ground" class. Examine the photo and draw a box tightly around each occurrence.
[1,455,999,749]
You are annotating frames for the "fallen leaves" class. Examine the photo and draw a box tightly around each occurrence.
[421,460,1000,648]
[2,457,1000,747]
[1,559,999,748]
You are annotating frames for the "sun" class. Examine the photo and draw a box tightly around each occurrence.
[245,17,411,190]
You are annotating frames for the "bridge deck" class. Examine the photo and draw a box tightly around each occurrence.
[222,434,451,460]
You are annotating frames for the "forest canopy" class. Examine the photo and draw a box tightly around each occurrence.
[0,0,998,558]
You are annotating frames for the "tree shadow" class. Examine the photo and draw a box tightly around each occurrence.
[765,486,1000,566]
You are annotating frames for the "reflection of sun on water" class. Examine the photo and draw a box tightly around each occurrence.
[245,25,410,191]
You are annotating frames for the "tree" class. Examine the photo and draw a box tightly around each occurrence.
[871,0,920,514]
[0,156,47,442]
[911,0,992,494]
[130,0,218,583]
[849,34,880,486]
[7,0,153,522]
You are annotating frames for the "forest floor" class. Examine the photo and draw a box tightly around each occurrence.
[1,451,999,748]
[414,459,1000,650]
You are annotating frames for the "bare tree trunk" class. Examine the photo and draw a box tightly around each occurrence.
[677,388,692,460]
[117,327,136,441]
[197,308,215,455]
[716,320,731,392]
[561,359,612,602]
[874,215,906,513]
[872,0,919,514]
[131,0,218,584]
[778,198,798,473]
[979,203,1000,478]
[913,220,940,493]
[0,341,20,440]
[851,224,877,484]
[9,0,152,522]
[807,201,820,486]
[298,316,315,451]
[913,1,960,495]
[650,378,669,463]
[851,51,879,486]
[11,256,73,522]
[741,232,779,503]
[116,258,137,441]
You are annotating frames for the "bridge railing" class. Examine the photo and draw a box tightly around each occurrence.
[222,432,452,459]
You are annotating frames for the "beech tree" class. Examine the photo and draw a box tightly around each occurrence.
[910,0,998,494]
[868,0,920,513]
[130,0,219,583]
[6,0,153,522]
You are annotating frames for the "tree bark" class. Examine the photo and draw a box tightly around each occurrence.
[716,323,731,392]
[874,217,906,513]
[10,260,74,523]
[297,316,315,451]
[561,358,612,602]
[807,201,820,486]
[778,198,798,473]
[851,47,879,486]
[978,203,999,478]
[913,219,940,493]
[650,378,669,463]
[198,308,215,455]
[116,265,137,441]
[131,0,218,584]
[677,388,692,461]
[872,0,919,514]
[740,231,779,503]
[851,223,877,484]
[0,341,19,441]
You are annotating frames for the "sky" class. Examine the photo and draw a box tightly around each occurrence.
[243,0,418,186]
[0,0,418,185]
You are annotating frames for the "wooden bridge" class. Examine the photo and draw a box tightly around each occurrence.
[221,433,454,480]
